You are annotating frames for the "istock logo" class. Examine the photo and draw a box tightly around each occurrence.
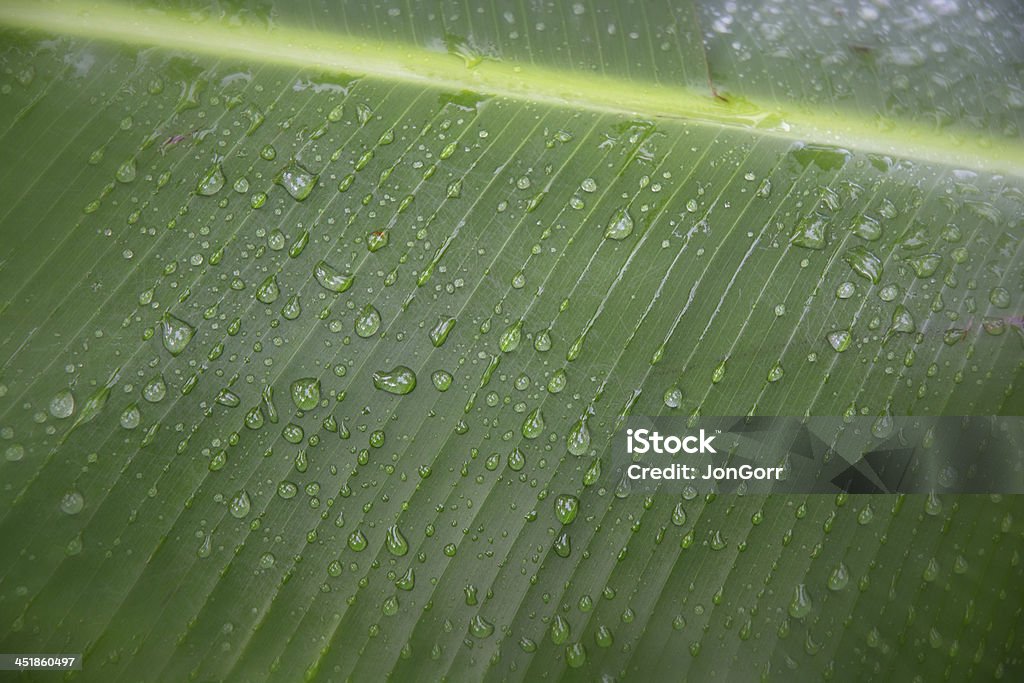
[626,428,717,454]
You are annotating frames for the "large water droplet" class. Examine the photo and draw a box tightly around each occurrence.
[554,494,579,524]
[373,366,417,395]
[196,164,224,196]
[551,615,571,643]
[161,313,195,356]
[275,160,318,201]
[499,320,523,352]
[521,407,544,439]
[290,377,321,411]
[229,490,251,518]
[143,375,167,402]
[49,389,75,419]
[348,530,368,551]
[429,317,456,347]
[827,329,852,353]
[60,490,84,515]
[314,261,354,293]
[256,275,280,304]
[828,563,850,591]
[791,213,828,250]
[604,207,634,240]
[844,246,882,284]
[469,614,494,638]
[788,583,812,618]
[385,524,408,556]
[355,304,381,338]
[567,416,591,456]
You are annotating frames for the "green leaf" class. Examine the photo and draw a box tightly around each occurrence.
[0,1,1021,681]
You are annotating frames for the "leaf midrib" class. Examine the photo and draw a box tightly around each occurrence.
[1,0,1022,176]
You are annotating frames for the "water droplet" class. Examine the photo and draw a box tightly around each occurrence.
[499,320,523,352]
[49,389,75,419]
[429,317,456,347]
[604,207,634,240]
[281,294,301,320]
[857,504,875,525]
[547,369,567,393]
[256,275,280,304]
[229,490,251,518]
[372,366,417,395]
[827,330,852,353]
[197,533,212,558]
[431,370,452,391]
[567,416,591,456]
[355,304,381,338]
[565,642,586,668]
[396,567,415,590]
[60,490,84,515]
[115,158,136,183]
[839,245,880,282]
[289,230,309,258]
[671,502,687,526]
[852,215,882,241]
[275,160,318,201]
[836,281,856,299]
[245,406,264,429]
[908,253,941,278]
[348,530,368,551]
[469,614,494,638]
[65,532,83,556]
[367,230,389,252]
[521,407,544,439]
[143,375,167,402]
[283,423,304,444]
[828,563,850,591]
[871,407,893,439]
[196,164,224,196]
[788,583,812,618]
[507,448,525,471]
[789,143,850,171]
[791,213,828,250]
[663,386,682,408]
[290,377,321,411]
[990,287,1010,308]
[555,494,579,524]
[120,403,141,429]
[314,260,354,293]
[888,305,915,337]
[385,524,408,556]
[446,178,463,198]
[712,359,727,384]
[551,615,571,643]
[161,313,195,355]
[216,389,240,407]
